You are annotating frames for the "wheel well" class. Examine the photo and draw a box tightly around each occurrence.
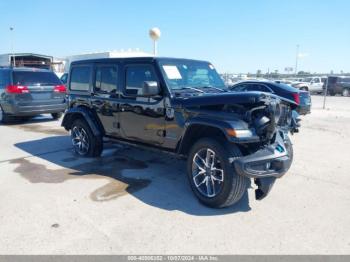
[179,125,227,156]
[63,106,104,136]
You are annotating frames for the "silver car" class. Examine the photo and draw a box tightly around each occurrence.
[0,67,67,123]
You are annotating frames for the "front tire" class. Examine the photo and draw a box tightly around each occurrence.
[284,136,294,171]
[187,138,248,208]
[71,119,103,157]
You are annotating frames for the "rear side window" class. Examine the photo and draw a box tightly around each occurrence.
[339,78,350,83]
[60,73,68,84]
[12,71,61,86]
[246,84,272,92]
[0,70,10,87]
[95,65,118,93]
[70,66,91,91]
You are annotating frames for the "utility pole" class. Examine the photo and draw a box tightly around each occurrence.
[10,27,15,67]
[294,44,299,76]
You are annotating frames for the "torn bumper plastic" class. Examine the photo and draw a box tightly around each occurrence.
[233,132,291,179]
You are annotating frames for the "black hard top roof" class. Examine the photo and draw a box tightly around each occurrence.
[71,57,211,65]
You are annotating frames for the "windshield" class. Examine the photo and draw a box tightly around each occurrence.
[158,60,226,91]
[13,71,61,86]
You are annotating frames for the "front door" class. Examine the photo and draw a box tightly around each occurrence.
[310,77,322,93]
[119,63,165,146]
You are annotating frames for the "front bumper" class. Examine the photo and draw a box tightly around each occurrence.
[233,132,291,179]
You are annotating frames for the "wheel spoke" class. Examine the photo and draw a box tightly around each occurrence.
[194,153,207,168]
[205,149,211,167]
[193,169,206,180]
[210,177,216,196]
[194,176,207,188]
[205,177,214,197]
[211,167,224,182]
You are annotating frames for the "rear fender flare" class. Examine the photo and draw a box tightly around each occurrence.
[61,107,103,137]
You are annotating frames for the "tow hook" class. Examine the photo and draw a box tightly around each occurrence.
[254,177,276,200]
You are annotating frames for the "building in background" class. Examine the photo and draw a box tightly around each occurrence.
[62,49,153,73]
[0,53,54,70]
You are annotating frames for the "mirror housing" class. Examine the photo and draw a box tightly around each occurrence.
[142,81,160,97]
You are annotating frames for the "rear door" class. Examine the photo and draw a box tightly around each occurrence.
[12,70,64,105]
[90,63,120,136]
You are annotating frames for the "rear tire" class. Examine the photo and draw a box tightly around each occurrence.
[342,89,349,97]
[0,105,11,124]
[187,138,248,208]
[70,119,103,157]
[51,112,63,120]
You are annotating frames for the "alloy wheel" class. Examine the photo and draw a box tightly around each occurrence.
[71,126,90,155]
[191,148,224,198]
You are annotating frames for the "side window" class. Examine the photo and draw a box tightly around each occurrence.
[313,78,320,83]
[95,65,118,94]
[125,65,158,96]
[60,74,68,84]
[233,84,248,91]
[246,84,271,92]
[70,66,91,91]
[257,84,272,92]
[0,71,10,88]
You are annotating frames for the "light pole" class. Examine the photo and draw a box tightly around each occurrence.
[149,27,161,56]
[9,27,15,67]
[294,44,299,76]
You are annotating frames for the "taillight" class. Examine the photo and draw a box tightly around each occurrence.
[54,85,67,93]
[293,93,300,105]
[5,85,30,94]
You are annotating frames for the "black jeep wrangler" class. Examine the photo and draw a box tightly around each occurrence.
[62,57,299,208]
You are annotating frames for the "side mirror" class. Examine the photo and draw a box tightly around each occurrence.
[142,81,160,97]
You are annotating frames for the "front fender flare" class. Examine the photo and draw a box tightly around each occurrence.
[177,116,248,154]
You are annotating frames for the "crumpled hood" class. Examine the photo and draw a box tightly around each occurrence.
[171,91,278,108]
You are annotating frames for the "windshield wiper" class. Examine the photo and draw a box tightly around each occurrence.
[173,87,205,93]
[196,86,228,92]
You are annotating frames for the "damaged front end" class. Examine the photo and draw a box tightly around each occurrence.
[229,95,297,200]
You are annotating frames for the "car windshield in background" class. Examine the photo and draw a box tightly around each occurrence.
[158,60,226,91]
[13,71,61,86]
